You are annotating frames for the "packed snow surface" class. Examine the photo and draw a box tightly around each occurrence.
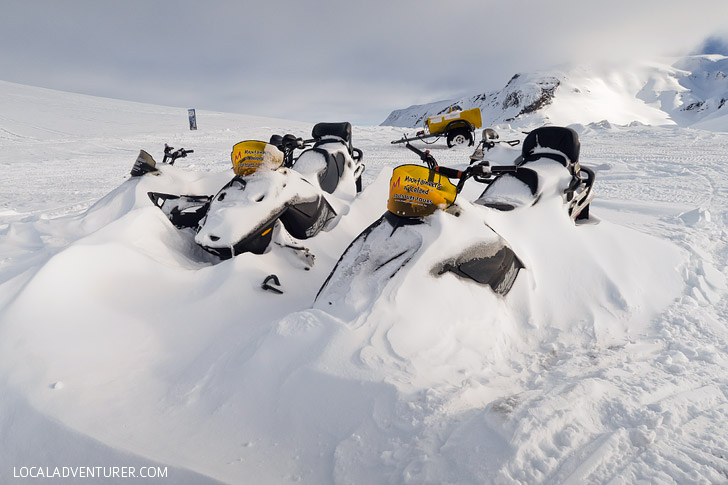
[2,80,728,484]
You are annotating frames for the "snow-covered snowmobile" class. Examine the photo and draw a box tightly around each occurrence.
[147,122,365,260]
[315,139,525,311]
[475,125,595,220]
[130,144,194,176]
[315,125,595,309]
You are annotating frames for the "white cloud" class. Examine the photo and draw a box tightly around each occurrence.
[1,0,726,124]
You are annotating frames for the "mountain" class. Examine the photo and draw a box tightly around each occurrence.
[381,55,728,131]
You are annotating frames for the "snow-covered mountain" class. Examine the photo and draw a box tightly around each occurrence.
[382,55,728,131]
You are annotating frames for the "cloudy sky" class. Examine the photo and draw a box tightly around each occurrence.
[2,0,727,125]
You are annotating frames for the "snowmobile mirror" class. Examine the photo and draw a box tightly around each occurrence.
[231,140,284,176]
[483,128,499,141]
[387,164,457,218]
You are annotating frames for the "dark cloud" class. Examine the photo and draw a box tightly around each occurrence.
[694,35,728,55]
[2,0,727,124]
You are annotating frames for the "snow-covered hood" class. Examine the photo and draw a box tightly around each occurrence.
[195,169,322,249]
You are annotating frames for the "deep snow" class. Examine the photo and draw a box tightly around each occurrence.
[1,80,728,484]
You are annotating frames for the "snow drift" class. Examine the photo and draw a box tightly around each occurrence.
[2,81,728,484]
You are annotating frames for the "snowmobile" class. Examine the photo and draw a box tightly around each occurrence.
[146,122,365,260]
[315,137,525,311]
[315,125,595,308]
[130,144,194,176]
[475,125,595,221]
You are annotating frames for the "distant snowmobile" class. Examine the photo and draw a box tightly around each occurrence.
[130,144,194,176]
[316,125,595,309]
[142,122,365,260]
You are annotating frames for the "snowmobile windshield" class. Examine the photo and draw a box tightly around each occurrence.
[231,140,284,176]
[387,164,458,218]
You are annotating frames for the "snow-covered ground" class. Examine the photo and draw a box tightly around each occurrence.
[1,80,728,484]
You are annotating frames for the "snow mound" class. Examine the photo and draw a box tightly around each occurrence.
[0,146,684,484]
[2,82,728,484]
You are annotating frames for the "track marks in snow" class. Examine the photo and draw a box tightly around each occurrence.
[483,344,728,484]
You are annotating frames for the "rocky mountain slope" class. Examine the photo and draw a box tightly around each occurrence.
[382,55,728,131]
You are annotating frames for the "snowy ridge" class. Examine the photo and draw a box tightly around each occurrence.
[2,83,728,484]
[382,55,728,131]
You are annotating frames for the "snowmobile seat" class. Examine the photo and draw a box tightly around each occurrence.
[474,167,539,211]
[519,126,581,176]
[312,122,353,155]
[475,127,580,212]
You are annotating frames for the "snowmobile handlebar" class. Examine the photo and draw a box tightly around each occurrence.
[271,134,315,151]
[406,141,515,178]
[430,162,516,193]
[269,134,315,168]
[432,166,462,179]
[163,145,194,165]
[466,162,517,177]
[405,142,438,170]
[490,165,518,173]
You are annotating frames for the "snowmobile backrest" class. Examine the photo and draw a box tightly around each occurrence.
[312,122,353,154]
[520,126,580,172]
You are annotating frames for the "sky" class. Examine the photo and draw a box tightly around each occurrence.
[2,0,728,125]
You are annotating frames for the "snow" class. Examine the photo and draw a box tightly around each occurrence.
[2,81,728,484]
[382,55,728,133]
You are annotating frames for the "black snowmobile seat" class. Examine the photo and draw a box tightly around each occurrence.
[312,122,353,155]
[312,122,352,144]
[520,126,580,171]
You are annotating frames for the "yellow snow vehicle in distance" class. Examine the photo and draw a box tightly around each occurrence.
[391,106,483,148]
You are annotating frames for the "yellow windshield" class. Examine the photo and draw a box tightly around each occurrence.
[387,164,458,218]
[231,141,284,176]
